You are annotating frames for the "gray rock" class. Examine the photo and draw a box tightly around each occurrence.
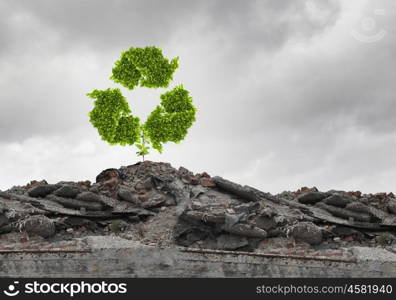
[233,202,260,213]
[76,191,102,203]
[287,222,323,245]
[175,225,211,247]
[141,195,166,209]
[21,215,56,238]
[136,209,156,218]
[216,234,249,250]
[190,185,207,199]
[151,175,187,202]
[276,191,295,201]
[142,177,153,190]
[0,224,12,234]
[0,202,6,213]
[331,226,364,240]
[387,201,396,214]
[95,168,121,183]
[316,202,372,223]
[89,185,100,193]
[223,223,267,239]
[0,191,11,199]
[5,186,26,195]
[46,194,104,211]
[109,219,129,233]
[97,194,118,208]
[259,207,277,218]
[323,194,353,207]
[54,185,82,198]
[346,202,372,215]
[296,192,329,205]
[27,184,59,198]
[181,211,225,224]
[117,186,139,204]
[267,228,283,237]
[212,176,274,202]
[255,216,277,231]
[273,215,287,226]
[64,217,96,229]
[224,213,243,228]
[178,166,194,177]
[0,214,9,227]
[128,215,140,222]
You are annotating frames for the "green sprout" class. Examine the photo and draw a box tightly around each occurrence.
[87,46,197,160]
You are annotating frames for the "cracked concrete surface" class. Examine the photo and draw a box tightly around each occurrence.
[1,235,396,277]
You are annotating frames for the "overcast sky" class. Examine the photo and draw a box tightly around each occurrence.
[1,0,395,194]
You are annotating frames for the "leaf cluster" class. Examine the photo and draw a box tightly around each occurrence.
[87,88,140,145]
[87,46,197,156]
[145,85,197,152]
[110,46,178,90]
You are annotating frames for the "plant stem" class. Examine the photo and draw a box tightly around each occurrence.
[141,133,145,162]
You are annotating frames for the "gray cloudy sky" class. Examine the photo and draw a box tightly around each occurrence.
[1,0,396,194]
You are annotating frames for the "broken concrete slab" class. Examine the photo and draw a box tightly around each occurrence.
[287,222,323,245]
[27,184,60,198]
[19,215,56,238]
[117,186,139,204]
[54,185,83,198]
[46,194,104,211]
[323,194,353,207]
[296,192,330,205]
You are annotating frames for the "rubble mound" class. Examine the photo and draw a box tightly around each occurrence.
[1,161,396,254]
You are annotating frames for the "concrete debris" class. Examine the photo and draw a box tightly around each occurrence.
[296,192,330,205]
[223,223,268,239]
[27,184,60,198]
[388,201,396,214]
[315,202,373,223]
[323,194,353,207]
[54,184,84,198]
[0,160,395,255]
[76,191,102,203]
[254,216,277,231]
[19,215,56,238]
[0,214,8,227]
[117,186,139,204]
[216,234,249,250]
[287,222,323,245]
[46,194,104,211]
[213,176,269,202]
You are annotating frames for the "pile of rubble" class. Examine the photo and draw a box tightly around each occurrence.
[1,161,395,253]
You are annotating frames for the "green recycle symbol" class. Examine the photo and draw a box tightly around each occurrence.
[87,46,197,158]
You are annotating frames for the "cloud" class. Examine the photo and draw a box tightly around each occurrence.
[1,0,198,51]
[0,0,340,141]
[201,0,341,53]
